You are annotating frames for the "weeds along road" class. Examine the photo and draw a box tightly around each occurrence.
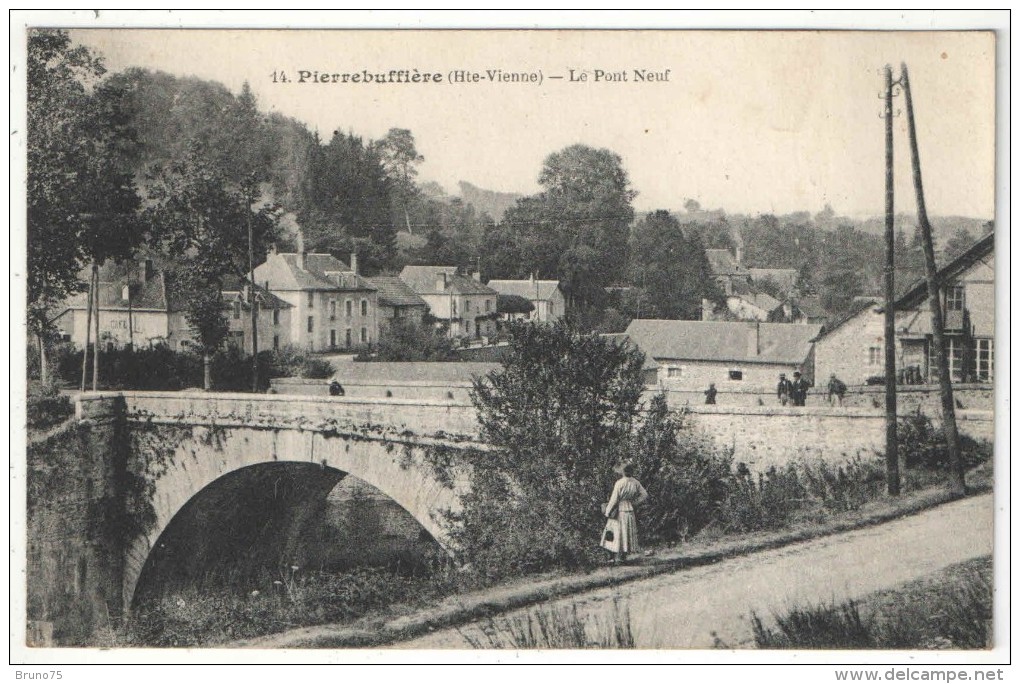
[397,493,993,649]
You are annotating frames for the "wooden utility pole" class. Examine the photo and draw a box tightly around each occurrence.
[900,62,966,495]
[81,264,95,392]
[92,263,100,392]
[883,65,900,495]
[246,178,259,393]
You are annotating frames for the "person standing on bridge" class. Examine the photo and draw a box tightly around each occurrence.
[602,463,649,565]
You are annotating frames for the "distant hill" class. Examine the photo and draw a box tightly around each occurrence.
[457,181,524,222]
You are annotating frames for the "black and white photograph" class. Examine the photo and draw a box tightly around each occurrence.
[10,11,1008,673]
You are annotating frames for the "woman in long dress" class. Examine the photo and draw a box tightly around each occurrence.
[603,463,649,563]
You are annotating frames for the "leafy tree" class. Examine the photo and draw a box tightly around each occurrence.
[300,131,396,273]
[683,198,702,213]
[374,128,423,234]
[492,145,636,314]
[943,227,977,263]
[629,210,722,319]
[457,321,645,577]
[27,30,143,378]
[145,146,280,388]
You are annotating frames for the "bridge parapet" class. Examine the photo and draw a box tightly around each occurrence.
[77,391,483,446]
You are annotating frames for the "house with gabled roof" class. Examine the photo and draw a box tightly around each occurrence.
[399,265,499,340]
[705,248,752,295]
[811,300,886,385]
[254,249,379,352]
[622,319,821,391]
[486,275,567,323]
[220,275,294,353]
[367,276,429,329]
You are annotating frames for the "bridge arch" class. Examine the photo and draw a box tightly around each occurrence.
[124,423,466,607]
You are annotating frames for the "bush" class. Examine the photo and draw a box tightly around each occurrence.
[897,411,990,472]
[370,318,457,362]
[752,599,876,649]
[800,456,886,513]
[718,462,806,533]
[628,395,732,543]
[26,382,73,430]
[454,321,646,579]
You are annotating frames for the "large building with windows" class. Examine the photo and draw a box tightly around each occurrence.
[813,232,994,385]
[398,266,499,341]
[253,250,379,352]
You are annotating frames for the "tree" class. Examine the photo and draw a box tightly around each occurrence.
[27,30,143,380]
[374,128,424,234]
[497,145,636,314]
[683,198,701,213]
[629,210,722,319]
[456,321,645,577]
[943,227,976,263]
[146,145,280,388]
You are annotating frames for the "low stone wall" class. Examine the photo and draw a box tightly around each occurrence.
[271,377,476,403]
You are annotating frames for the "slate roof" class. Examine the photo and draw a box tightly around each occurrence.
[254,252,376,292]
[487,279,562,301]
[399,265,498,296]
[729,292,782,313]
[221,275,293,310]
[623,319,821,365]
[368,276,429,308]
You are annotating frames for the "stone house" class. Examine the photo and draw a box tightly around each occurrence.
[622,319,821,392]
[725,291,783,322]
[486,276,567,323]
[254,250,379,352]
[705,248,752,296]
[220,276,294,354]
[367,276,429,330]
[811,301,887,385]
[50,259,193,351]
[398,265,499,340]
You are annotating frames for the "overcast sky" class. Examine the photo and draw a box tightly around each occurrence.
[69,29,995,219]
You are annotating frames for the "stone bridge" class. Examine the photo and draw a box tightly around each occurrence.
[73,392,485,613]
[27,390,992,644]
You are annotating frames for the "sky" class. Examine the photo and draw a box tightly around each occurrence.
[68,28,996,219]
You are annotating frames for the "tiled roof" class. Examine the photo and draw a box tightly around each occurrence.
[221,275,294,309]
[730,292,782,313]
[254,253,376,292]
[791,295,827,319]
[623,319,821,365]
[368,276,429,308]
[399,265,498,296]
[487,279,562,301]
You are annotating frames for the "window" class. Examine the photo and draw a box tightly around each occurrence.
[465,299,471,313]
[345,328,352,348]
[273,307,280,326]
[485,299,491,312]
[330,329,336,348]
[233,301,241,320]
[728,370,743,381]
[549,301,554,315]
[307,316,314,333]
[329,299,337,320]
[667,367,682,379]
[933,337,966,382]
[307,292,314,307]
[868,346,882,365]
[361,299,368,316]
[360,327,368,343]
[452,300,458,316]
[345,299,352,317]
[974,338,993,382]
[465,320,472,335]
[273,334,280,350]
[946,284,965,312]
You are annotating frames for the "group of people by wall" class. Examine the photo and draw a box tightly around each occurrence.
[702,371,847,407]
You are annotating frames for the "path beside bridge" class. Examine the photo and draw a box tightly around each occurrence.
[398,493,993,649]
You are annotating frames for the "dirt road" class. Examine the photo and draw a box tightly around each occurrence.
[397,493,993,649]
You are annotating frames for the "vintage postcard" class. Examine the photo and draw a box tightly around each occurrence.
[10,11,1007,673]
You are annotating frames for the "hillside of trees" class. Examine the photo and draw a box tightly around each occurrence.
[28,29,993,353]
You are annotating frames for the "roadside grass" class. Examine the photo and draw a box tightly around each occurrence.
[749,555,992,649]
[459,600,634,649]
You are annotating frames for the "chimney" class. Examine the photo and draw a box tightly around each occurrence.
[437,272,448,291]
[296,231,306,269]
[472,269,480,282]
[243,282,250,302]
[349,252,358,275]
[747,321,761,357]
